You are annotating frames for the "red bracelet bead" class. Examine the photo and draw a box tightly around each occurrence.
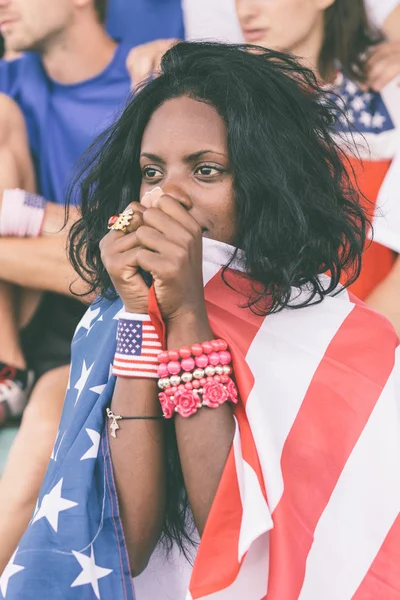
[181,357,195,372]
[157,363,169,378]
[219,351,231,365]
[184,382,193,390]
[208,352,220,366]
[192,380,200,389]
[210,339,221,351]
[191,343,203,357]
[217,339,228,351]
[202,341,213,354]
[167,361,181,375]
[168,349,180,362]
[179,346,192,359]
[157,351,169,364]
[195,354,209,369]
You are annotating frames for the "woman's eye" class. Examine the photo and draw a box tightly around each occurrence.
[142,167,162,179]
[196,165,222,177]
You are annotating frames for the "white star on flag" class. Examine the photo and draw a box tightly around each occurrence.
[80,429,101,461]
[74,360,94,406]
[345,80,358,95]
[71,546,112,599]
[32,478,78,532]
[359,110,372,127]
[89,383,106,395]
[75,306,101,336]
[0,550,24,597]
[113,307,124,321]
[351,96,365,112]
[372,112,386,128]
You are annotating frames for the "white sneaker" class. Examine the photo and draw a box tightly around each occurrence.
[0,370,35,422]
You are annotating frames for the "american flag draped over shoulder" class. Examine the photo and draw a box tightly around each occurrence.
[329,71,400,253]
[2,238,399,600]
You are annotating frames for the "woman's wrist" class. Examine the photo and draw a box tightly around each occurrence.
[166,308,213,349]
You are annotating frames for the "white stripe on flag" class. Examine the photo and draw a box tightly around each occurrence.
[189,534,270,600]
[245,290,354,513]
[113,361,158,371]
[298,349,400,600]
[114,355,158,362]
[232,422,273,562]
[113,369,158,378]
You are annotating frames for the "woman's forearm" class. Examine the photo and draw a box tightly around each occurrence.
[109,377,166,576]
[167,311,236,535]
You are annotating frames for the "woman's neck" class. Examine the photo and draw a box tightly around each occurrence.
[287,16,325,81]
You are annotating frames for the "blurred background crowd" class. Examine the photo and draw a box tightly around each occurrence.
[0,0,399,575]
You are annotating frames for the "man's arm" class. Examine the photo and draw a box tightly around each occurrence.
[0,233,92,300]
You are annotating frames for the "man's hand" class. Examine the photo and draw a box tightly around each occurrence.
[126,39,179,87]
[366,42,400,92]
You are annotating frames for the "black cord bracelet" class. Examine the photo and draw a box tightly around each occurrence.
[106,408,164,438]
[120,416,165,420]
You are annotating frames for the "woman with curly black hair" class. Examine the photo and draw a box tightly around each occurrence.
[10,42,400,600]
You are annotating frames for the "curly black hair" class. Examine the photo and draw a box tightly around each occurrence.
[68,42,369,553]
[69,41,368,315]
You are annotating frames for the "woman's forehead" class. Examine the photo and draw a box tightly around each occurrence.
[140,97,228,154]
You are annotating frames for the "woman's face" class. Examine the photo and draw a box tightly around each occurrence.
[236,0,334,59]
[139,96,237,245]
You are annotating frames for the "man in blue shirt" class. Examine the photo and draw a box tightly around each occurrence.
[0,0,132,571]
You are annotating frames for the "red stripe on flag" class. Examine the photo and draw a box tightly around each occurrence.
[190,270,268,597]
[266,305,398,600]
[352,513,400,600]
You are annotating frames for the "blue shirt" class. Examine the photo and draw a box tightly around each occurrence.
[106,0,184,47]
[0,43,131,204]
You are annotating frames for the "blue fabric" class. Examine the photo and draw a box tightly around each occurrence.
[3,297,135,599]
[106,0,184,46]
[0,44,131,205]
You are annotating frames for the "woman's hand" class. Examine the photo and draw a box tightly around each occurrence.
[134,193,207,324]
[366,42,400,91]
[99,203,150,314]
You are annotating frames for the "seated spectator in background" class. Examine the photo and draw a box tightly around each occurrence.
[234,0,400,333]
[0,0,131,572]
[125,0,400,88]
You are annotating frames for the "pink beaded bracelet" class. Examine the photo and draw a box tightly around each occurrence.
[156,339,238,419]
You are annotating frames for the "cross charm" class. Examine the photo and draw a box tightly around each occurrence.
[106,408,122,438]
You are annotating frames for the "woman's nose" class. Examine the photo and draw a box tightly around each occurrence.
[236,0,260,22]
[162,183,193,211]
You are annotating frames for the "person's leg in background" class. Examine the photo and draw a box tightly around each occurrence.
[0,364,69,570]
[0,94,38,421]
[0,96,71,571]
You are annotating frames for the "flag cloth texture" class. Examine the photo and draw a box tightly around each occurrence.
[3,238,399,600]
[330,71,400,298]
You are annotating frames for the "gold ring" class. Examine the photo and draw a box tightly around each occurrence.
[107,208,134,233]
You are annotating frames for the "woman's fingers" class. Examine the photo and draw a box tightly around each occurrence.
[100,203,145,250]
[152,194,202,236]
[136,224,186,259]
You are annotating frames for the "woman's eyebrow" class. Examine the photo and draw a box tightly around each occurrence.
[140,150,227,164]
[184,150,227,163]
[140,153,166,164]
